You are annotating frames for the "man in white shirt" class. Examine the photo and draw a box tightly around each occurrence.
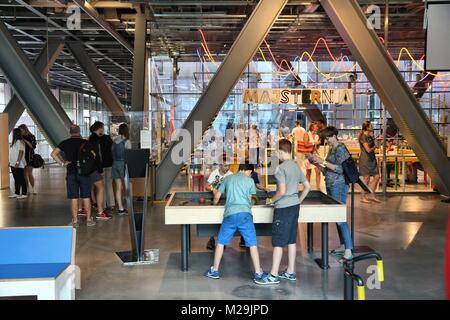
[291,121,306,170]
[205,161,232,250]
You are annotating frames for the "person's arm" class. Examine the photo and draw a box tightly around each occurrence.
[14,142,25,167]
[316,145,348,173]
[213,190,222,205]
[363,142,376,153]
[269,182,286,204]
[51,147,71,166]
[298,179,311,204]
[256,183,267,192]
[23,139,33,148]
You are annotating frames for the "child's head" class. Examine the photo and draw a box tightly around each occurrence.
[218,155,230,174]
[238,163,254,176]
[277,139,292,160]
[319,126,339,147]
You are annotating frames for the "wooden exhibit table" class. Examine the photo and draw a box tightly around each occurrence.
[165,190,347,271]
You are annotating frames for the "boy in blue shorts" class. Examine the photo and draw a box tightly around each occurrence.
[255,139,310,285]
[204,163,265,281]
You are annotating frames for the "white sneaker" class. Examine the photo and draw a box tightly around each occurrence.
[8,194,18,199]
[17,195,28,200]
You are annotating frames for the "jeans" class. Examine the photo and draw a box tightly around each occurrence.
[326,182,353,250]
[11,167,27,196]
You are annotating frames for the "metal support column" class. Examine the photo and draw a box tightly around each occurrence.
[130,13,148,148]
[320,0,450,196]
[4,39,64,132]
[0,19,71,147]
[67,41,127,117]
[155,0,288,199]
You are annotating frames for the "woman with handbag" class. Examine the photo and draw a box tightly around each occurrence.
[303,122,322,190]
[309,126,353,261]
[359,121,381,203]
[18,124,37,194]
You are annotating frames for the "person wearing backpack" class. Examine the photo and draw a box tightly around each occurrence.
[112,123,131,215]
[309,126,353,261]
[88,122,112,221]
[51,125,96,227]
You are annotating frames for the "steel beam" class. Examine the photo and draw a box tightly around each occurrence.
[0,19,71,147]
[320,0,450,196]
[130,13,148,147]
[155,0,289,199]
[3,39,64,132]
[66,41,128,117]
[304,105,326,122]
[72,0,134,54]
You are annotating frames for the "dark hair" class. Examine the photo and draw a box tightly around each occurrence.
[118,123,129,140]
[90,121,104,133]
[18,124,30,135]
[319,126,339,140]
[295,120,301,126]
[239,163,254,172]
[11,128,23,146]
[359,120,372,141]
[278,138,292,154]
[317,119,326,125]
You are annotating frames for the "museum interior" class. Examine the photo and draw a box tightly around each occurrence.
[0,0,449,301]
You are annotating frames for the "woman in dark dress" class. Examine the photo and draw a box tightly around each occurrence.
[19,124,37,194]
[358,121,381,203]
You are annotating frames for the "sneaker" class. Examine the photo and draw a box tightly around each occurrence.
[254,273,280,285]
[16,195,28,200]
[8,194,19,199]
[69,220,79,228]
[339,253,353,264]
[253,271,268,282]
[278,270,297,281]
[117,209,128,216]
[96,211,112,221]
[77,208,87,217]
[204,267,220,279]
[206,237,215,251]
[86,218,96,227]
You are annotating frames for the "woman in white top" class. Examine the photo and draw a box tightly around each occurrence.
[304,122,322,190]
[9,128,27,199]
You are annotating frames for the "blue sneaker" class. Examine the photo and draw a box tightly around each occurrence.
[204,267,220,279]
[254,273,280,285]
[253,271,268,282]
[278,271,297,281]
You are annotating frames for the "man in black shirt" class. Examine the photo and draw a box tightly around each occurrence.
[51,125,95,228]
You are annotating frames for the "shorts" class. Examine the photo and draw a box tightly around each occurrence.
[90,170,103,184]
[217,212,257,247]
[112,161,126,179]
[272,204,300,247]
[66,173,91,199]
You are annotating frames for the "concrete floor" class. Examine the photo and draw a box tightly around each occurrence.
[0,166,447,300]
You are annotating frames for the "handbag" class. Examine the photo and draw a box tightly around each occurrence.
[341,146,359,184]
[297,141,314,154]
[30,154,44,168]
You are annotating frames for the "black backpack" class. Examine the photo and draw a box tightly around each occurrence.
[341,145,360,184]
[30,154,44,168]
[77,142,97,176]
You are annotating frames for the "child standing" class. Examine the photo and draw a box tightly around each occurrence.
[256,139,311,285]
[205,163,265,281]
